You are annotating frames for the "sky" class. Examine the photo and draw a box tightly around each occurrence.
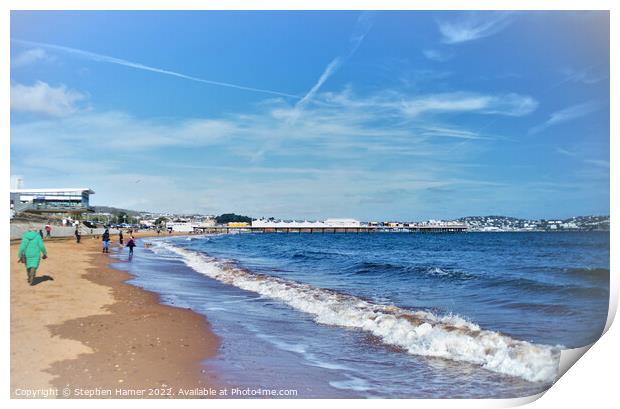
[10,11,610,220]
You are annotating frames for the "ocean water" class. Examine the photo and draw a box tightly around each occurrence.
[115,232,609,398]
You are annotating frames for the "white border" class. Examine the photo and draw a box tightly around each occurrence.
[3,1,616,408]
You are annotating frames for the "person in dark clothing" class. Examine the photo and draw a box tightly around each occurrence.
[119,230,124,245]
[75,228,81,243]
[102,229,110,253]
[126,236,136,256]
[39,229,44,239]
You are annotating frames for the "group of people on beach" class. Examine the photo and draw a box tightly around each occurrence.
[102,228,136,255]
[17,224,140,286]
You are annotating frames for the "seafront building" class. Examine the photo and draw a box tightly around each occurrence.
[165,219,216,232]
[10,188,95,218]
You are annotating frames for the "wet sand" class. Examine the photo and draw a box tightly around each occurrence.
[10,232,219,398]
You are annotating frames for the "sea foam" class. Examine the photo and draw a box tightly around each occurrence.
[157,241,561,383]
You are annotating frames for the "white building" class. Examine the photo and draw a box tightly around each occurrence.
[166,220,194,232]
[166,219,216,232]
[251,218,361,228]
[10,188,95,216]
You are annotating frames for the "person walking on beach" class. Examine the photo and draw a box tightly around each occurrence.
[126,236,136,256]
[119,230,124,246]
[44,223,52,238]
[75,227,81,243]
[39,229,44,239]
[17,230,48,285]
[102,228,111,253]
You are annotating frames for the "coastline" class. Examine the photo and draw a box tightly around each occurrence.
[10,230,608,398]
[11,232,219,399]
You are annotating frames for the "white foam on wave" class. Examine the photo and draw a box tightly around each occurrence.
[156,242,561,383]
[253,330,354,371]
[329,375,373,392]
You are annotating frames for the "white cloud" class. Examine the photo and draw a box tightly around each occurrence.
[555,148,609,174]
[422,49,453,62]
[11,84,540,216]
[11,81,86,117]
[12,48,50,67]
[560,66,608,85]
[530,101,600,134]
[584,159,609,168]
[316,89,536,118]
[437,12,512,44]
[419,126,484,140]
[296,58,343,111]
[295,12,374,112]
[12,86,537,158]
[11,111,238,149]
[546,101,600,125]
[556,147,578,157]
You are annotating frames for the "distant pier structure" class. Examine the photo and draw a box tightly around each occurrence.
[193,218,467,234]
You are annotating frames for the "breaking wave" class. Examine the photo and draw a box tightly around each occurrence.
[345,262,473,281]
[156,241,561,383]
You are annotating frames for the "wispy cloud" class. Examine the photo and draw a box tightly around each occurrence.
[12,39,299,99]
[295,12,374,111]
[529,101,600,134]
[584,159,609,168]
[11,79,543,217]
[11,81,86,117]
[422,49,453,62]
[419,126,486,140]
[399,92,537,117]
[11,110,241,149]
[12,86,536,162]
[556,147,578,157]
[555,148,609,173]
[437,12,513,44]
[560,66,608,85]
[9,105,485,217]
[12,48,52,68]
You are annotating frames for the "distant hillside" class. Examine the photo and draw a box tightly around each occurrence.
[92,206,145,216]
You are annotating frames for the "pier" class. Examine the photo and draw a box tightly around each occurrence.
[192,225,468,234]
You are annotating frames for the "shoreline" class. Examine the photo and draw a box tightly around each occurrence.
[11,232,220,399]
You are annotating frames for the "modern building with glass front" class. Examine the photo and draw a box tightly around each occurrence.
[10,188,95,216]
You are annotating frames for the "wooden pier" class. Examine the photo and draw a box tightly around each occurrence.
[192,225,468,234]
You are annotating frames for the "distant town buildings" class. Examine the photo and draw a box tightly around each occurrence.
[8,184,608,233]
[457,215,609,232]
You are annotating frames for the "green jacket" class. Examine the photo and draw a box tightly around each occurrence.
[17,231,47,269]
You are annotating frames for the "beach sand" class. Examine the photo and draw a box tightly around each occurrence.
[10,232,219,398]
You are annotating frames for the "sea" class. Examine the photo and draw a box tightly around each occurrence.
[110,231,610,398]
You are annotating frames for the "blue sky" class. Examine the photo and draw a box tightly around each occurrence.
[10,11,610,220]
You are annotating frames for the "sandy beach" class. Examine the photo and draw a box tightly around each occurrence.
[10,232,219,398]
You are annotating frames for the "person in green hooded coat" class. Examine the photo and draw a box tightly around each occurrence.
[17,230,48,285]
